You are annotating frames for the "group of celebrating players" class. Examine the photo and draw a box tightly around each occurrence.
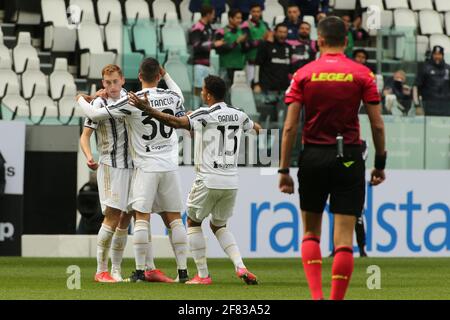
[77,58,260,285]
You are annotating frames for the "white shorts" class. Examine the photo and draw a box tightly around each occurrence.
[128,169,184,214]
[186,180,237,227]
[97,164,132,213]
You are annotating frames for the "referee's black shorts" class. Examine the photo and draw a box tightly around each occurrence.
[297,144,366,217]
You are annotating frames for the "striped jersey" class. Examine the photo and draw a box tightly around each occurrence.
[84,89,132,169]
[187,102,254,189]
[79,80,185,172]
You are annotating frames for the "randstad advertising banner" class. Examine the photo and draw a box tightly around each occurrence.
[151,168,450,257]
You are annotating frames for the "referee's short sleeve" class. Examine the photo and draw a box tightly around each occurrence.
[362,71,381,105]
[284,71,303,105]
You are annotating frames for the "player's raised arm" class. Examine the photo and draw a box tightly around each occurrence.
[77,94,129,121]
[160,67,185,103]
[128,91,191,130]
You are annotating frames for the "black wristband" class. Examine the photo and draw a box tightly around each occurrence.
[278,168,290,174]
[374,152,387,170]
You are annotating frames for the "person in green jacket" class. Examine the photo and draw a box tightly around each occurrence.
[215,9,248,84]
[241,4,270,86]
[342,15,354,58]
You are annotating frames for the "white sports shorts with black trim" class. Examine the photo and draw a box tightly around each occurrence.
[128,168,184,214]
[97,164,132,213]
[186,180,237,227]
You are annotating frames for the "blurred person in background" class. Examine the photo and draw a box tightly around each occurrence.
[189,5,224,105]
[254,23,293,122]
[215,9,248,86]
[242,3,270,85]
[342,15,354,58]
[383,70,413,116]
[290,0,329,21]
[414,45,450,116]
[284,4,303,44]
[188,0,227,19]
[230,0,265,21]
[350,15,369,45]
[290,21,318,71]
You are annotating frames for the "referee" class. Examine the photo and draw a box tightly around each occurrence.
[279,17,386,300]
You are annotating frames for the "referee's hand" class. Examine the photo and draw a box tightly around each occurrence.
[279,174,294,194]
[370,169,386,186]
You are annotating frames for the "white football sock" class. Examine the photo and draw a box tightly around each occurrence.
[96,224,114,274]
[187,226,209,278]
[215,227,245,270]
[170,219,188,270]
[133,220,149,271]
[111,227,128,273]
[145,222,156,271]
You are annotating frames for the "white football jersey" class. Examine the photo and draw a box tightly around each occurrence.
[188,102,254,189]
[79,82,185,172]
[84,89,133,169]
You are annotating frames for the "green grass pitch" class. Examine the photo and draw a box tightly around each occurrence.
[0,257,449,300]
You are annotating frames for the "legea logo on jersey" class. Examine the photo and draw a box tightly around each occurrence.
[0,222,14,241]
[250,183,450,255]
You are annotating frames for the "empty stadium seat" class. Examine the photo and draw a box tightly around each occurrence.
[125,0,150,23]
[77,22,116,79]
[231,71,258,120]
[416,35,430,61]
[0,29,12,67]
[29,83,59,125]
[362,10,393,33]
[419,10,443,35]
[70,0,96,22]
[12,32,39,74]
[59,95,84,125]
[105,22,144,78]
[164,52,191,93]
[49,58,77,100]
[385,0,409,9]
[152,0,177,22]
[0,58,20,99]
[179,0,192,22]
[430,34,450,61]
[97,0,123,25]
[394,9,417,28]
[435,0,450,12]
[360,0,384,10]
[332,0,357,10]
[132,21,158,58]
[22,58,49,100]
[0,83,31,122]
[42,0,77,52]
[445,12,450,36]
[410,0,433,11]
[263,1,285,26]
[220,12,228,28]
[209,49,220,76]
[161,19,188,58]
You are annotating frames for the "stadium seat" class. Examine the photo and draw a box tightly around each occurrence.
[59,95,83,125]
[11,6,41,25]
[105,22,144,79]
[21,58,49,100]
[385,0,409,10]
[161,19,188,59]
[164,52,192,106]
[435,0,450,12]
[0,29,12,67]
[12,32,39,74]
[0,58,20,100]
[70,0,97,22]
[416,35,430,61]
[410,0,433,11]
[42,0,77,52]
[419,10,443,35]
[332,0,357,10]
[231,71,258,120]
[29,83,59,125]
[152,0,177,22]
[49,58,77,101]
[0,83,31,122]
[220,12,228,28]
[125,0,151,24]
[209,49,220,76]
[97,0,123,25]
[430,34,450,61]
[77,22,116,79]
[360,0,384,10]
[179,0,192,22]
[132,20,158,59]
[263,1,285,26]
[394,9,417,28]
[444,12,450,36]
[362,10,393,33]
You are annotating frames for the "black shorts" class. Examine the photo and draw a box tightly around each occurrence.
[297,144,366,217]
